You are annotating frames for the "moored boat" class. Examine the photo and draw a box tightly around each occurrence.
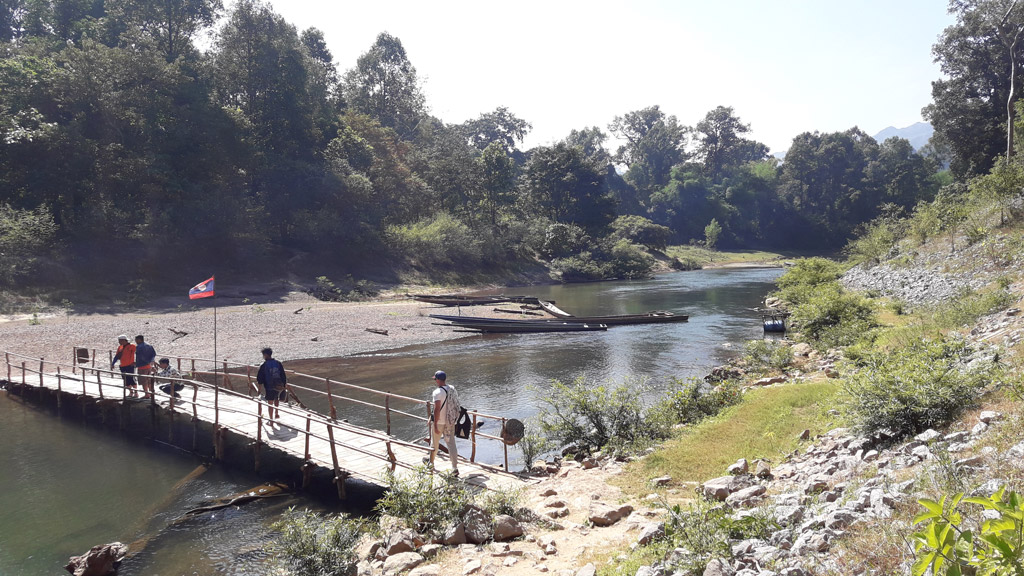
[537,301,689,325]
[428,314,608,333]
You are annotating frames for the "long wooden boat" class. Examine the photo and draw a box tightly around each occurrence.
[537,300,689,325]
[411,294,510,306]
[429,314,607,333]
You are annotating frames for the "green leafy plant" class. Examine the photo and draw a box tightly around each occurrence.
[534,376,669,456]
[911,487,1024,576]
[375,465,471,538]
[743,339,793,372]
[661,494,780,575]
[841,337,989,438]
[517,417,554,472]
[479,486,524,518]
[271,508,368,576]
[660,378,742,425]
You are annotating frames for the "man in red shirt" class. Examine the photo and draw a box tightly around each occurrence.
[110,335,137,397]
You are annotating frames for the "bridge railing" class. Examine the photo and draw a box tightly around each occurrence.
[69,346,516,468]
[6,350,515,494]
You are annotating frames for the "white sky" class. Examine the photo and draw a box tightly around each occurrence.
[265,0,955,154]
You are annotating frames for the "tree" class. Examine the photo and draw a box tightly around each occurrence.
[342,32,425,138]
[693,106,768,181]
[925,0,1024,176]
[704,218,722,249]
[477,141,517,225]
[564,126,612,165]
[969,155,1024,224]
[520,142,614,231]
[934,183,970,252]
[107,0,223,61]
[609,106,687,204]
[457,106,531,155]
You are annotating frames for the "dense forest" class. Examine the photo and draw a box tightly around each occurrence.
[0,0,1017,291]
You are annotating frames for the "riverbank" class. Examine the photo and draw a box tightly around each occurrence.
[0,292,537,367]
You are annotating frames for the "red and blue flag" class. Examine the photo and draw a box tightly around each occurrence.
[189,276,215,300]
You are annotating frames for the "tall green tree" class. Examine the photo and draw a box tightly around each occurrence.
[457,106,531,156]
[520,142,615,231]
[342,32,425,139]
[692,106,768,181]
[608,105,687,208]
[106,0,222,61]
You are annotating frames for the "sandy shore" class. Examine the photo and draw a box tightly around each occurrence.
[0,292,528,368]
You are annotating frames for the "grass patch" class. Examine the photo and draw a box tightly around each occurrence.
[616,379,842,495]
[663,246,786,268]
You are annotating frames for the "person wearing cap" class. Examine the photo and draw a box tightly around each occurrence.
[134,335,157,399]
[155,358,184,398]
[110,335,137,397]
[425,370,459,476]
[256,348,287,422]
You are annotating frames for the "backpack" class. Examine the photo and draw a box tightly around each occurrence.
[441,384,461,424]
[454,407,471,439]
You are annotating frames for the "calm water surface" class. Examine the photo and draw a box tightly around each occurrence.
[1,267,780,574]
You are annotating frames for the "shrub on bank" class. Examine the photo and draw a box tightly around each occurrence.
[660,378,742,425]
[743,339,793,372]
[385,213,484,270]
[535,377,670,456]
[271,508,368,576]
[375,465,471,538]
[840,337,991,438]
[773,257,847,306]
[790,283,876,349]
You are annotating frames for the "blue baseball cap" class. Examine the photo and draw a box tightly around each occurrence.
[433,370,446,381]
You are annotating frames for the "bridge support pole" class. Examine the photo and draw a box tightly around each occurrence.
[326,423,347,500]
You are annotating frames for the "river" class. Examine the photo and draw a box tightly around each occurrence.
[0,267,781,574]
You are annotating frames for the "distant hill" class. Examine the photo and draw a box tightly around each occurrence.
[872,122,933,150]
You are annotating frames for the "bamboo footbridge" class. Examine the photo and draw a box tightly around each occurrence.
[1,348,527,499]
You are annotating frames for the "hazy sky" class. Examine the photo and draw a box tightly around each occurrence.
[266,0,955,154]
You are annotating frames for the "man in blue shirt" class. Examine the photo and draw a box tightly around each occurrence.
[256,348,287,423]
[134,335,157,399]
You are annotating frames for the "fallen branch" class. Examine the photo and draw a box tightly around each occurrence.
[365,328,388,336]
[168,328,189,342]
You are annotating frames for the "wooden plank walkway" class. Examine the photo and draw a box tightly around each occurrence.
[2,356,526,496]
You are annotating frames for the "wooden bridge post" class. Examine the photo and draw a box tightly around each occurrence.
[21,361,26,385]
[385,395,391,435]
[90,348,95,370]
[214,426,226,460]
[71,347,75,375]
[326,423,347,500]
[255,402,263,472]
[501,417,509,471]
[326,378,337,420]
[222,360,230,391]
[5,352,10,384]
[246,366,254,397]
[214,383,220,430]
[304,416,311,460]
[56,367,63,413]
[471,413,478,463]
[38,359,43,389]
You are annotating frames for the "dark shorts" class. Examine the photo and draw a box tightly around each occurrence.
[264,388,286,402]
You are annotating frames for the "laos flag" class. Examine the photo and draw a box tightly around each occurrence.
[189,276,215,300]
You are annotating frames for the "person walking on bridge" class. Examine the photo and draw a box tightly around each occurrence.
[134,335,156,399]
[425,370,460,477]
[110,335,137,398]
[256,348,287,423]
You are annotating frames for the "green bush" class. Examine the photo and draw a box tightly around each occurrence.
[540,222,590,259]
[743,339,793,372]
[375,465,471,538]
[271,508,368,576]
[845,214,906,266]
[774,257,846,306]
[790,284,876,349]
[929,288,1016,330]
[552,240,654,282]
[385,213,483,270]
[535,377,669,456]
[517,417,554,472]
[661,495,779,575]
[840,337,990,438]
[606,239,655,279]
[659,378,742,425]
[609,215,672,251]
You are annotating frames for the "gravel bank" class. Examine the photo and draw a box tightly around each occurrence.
[0,294,527,368]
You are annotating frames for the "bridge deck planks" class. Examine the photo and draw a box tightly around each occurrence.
[12,369,524,492]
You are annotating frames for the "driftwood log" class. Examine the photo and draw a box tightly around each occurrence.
[365,328,388,336]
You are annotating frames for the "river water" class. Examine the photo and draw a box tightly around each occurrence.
[0,267,780,575]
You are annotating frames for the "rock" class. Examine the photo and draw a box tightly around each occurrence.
[791,343,813,357]
[825,510,856,530]
[589,502,634,527]
[462,558,482,574]
[635,567,663,576]
[634,522,665,547]
[915,429,941,443]
[576,564,597,576]
[911,445,932,460]
[728,459,749,475]
[703,558,735,576]
[979,411,1003,424]
[443,522,467,545]
[798,429,810,441]
[702,475,754,501]
[774,506,804,527]
[1009,441,1024,458]
[544,508,569,519]
[726,485,767,508]
[461,505,493,544]
[650,475,672,486]
[543,497,569,509]
[65,542,128,576]
[944,431,969,443]
[753,376,787,387]
[539,488,558,497]
[754,460,772,478]
[384,529,422,555]
[383,552,424,575]
[972,422,989,435]
[493,515,524,541]
[409,565,441,576]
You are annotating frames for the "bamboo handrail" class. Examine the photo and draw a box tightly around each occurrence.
[5,350,516,474]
